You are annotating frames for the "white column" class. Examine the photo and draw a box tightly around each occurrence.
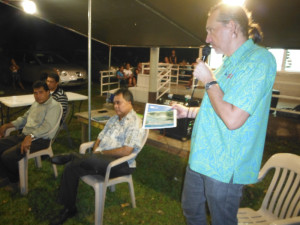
[148,47,160,102]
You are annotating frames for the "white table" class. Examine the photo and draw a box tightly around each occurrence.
[75,108,115,142]
[0,92,88,124]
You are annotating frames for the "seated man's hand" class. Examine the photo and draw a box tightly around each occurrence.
[0,124,12,138]
[0,126,6,138]
[21,135,33,154]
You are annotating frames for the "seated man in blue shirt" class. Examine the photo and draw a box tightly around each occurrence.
[50,88,145,225]
[0,80,62,190]
[116,65,130,87]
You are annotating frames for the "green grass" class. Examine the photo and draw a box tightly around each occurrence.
[0,82,299,224]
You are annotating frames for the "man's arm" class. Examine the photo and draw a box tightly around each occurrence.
[193,61,249,130]
[205,84,249,130]
[92,138,101,152]
[0,107,31,138]
[93,138,134,157]
[11,109,30,131]
[172,104,200,119]
[20,135,33,154]
[0,123,15,138]
[29,104,61,138]
[101,146,134,157]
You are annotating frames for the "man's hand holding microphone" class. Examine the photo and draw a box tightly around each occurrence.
[172,45,212,119]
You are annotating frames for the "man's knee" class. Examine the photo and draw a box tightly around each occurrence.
[1,145,22,163]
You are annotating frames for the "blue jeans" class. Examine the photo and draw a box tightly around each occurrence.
[182,165,244,225]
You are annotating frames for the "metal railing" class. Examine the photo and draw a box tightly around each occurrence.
[100,70,119,96]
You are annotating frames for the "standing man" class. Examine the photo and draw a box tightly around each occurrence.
[173,3,276,225]
[50,88,145,225]
[46,73,68,122]
[9,58,25,90]
[169,49,177,64]
[0,81,61,189]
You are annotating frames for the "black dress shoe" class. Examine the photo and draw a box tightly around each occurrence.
[50,207,77,225]
[50,154,73,165]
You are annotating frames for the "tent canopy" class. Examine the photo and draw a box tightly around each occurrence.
[3,0,300,49]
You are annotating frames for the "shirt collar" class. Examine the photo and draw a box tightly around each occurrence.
[118,109,134,124]
[223,39,254,68]
[38,96,52,105]
[51,87,60,95]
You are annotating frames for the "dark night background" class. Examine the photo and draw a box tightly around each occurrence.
[0,3,199,85]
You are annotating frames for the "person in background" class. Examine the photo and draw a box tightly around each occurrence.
[0,81,61,191]
[46,73,68,122]
[164,56,170,64]
[9,58,25,90]
[116,65,129,87]
[124,63,136,87]
[50,88,145,225]
[169,49,177,64]
[133,62,142,85]
[173,3,276,225]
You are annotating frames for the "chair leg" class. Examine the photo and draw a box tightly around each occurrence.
[52,164,58,178]
[109,185,116,192]
[94,182,106,225]
[33,154,57,178]
[128,177,136,208]
[18,157,29,195]
[35,156,42,168]
[47,150,58,178]
[63,123,73,148]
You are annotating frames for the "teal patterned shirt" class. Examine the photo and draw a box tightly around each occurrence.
[189,39,276,184]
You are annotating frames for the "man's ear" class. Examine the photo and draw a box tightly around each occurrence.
[227,20,238,36]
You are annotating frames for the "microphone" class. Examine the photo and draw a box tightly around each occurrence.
[194,45,211,86]
[201,45,211,62]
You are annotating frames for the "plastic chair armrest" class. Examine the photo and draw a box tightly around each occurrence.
[4,127,17,137]
[108,153,137,169]
[257,165,273,182]
[79,141,95,154]
[103,153,137,181]
[270,217,300,225]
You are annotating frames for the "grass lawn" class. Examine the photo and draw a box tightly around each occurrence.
[0,82,299,224]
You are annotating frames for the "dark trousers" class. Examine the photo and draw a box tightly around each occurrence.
[0,134,50,182]
[58,153,135,209]
[181,166,244,225]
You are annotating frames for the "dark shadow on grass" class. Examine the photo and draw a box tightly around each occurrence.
[134,145,188,201]
[27,187,63,223]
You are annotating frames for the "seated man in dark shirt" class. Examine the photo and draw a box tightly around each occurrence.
[46,73,68,122]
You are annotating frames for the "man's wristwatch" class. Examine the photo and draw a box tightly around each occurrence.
[205,80,218,90]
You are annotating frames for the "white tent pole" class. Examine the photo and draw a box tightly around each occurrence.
[108,45,112,70]
[148,47,159,102]
[87,0,92,142]
[108,45,112,91]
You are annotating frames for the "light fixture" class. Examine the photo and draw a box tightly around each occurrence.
[22,0,36,14]
[222,0,246,6]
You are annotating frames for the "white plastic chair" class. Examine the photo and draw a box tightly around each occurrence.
[79,129,149,225]
[4,104,62,195]
[238,153,300,225]
[52,105,73,147]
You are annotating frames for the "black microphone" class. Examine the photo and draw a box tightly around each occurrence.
[194,45,211,86]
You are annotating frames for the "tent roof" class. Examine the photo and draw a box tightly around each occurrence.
[3,0,300,48]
